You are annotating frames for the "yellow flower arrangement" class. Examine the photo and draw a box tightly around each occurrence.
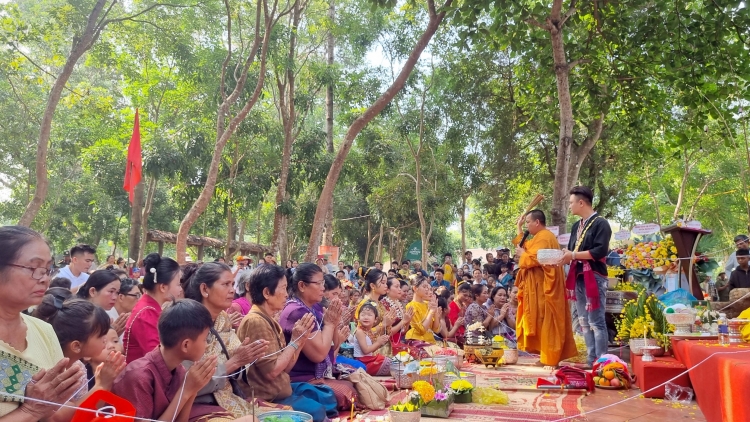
[622,236,678,270]
[450,379,474,394]
[411,381,435,403]
[607,266,625,278]
[419,367,438,376]
[613,281,642,292]
[614,289,673,349]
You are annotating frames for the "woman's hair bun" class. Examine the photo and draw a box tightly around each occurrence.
[143,253,162,270]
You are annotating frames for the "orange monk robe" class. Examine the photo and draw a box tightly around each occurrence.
[512,229,577,366]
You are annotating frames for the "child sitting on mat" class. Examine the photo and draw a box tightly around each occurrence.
[350,302,392,376]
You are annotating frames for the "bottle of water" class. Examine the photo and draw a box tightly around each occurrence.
[718,313,729,345]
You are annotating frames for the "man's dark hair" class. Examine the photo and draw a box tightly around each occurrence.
[158,300,213,348]
[49,277,72,289]
[70,244,96,258]
[734,234,749,243]
[569,186,594,205]
[526,209,547,225]
[434,268,445,275]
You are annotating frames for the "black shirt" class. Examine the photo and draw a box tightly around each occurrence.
[567,214,612,277]
[729,267,750,289]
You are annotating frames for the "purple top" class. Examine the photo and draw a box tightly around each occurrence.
[278,299,333,381]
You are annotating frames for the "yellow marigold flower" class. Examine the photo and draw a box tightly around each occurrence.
[411,381,435,403]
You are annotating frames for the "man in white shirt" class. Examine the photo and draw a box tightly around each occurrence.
[57,244,96,289]
[725,234,750,274]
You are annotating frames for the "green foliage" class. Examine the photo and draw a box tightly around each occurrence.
[1,0,749,264]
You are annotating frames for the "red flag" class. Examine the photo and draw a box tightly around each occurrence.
[123,109,142,204]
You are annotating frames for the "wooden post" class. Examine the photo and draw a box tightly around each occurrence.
[158,241,164,256]
[661,224,712,299]
[197,244,205,262]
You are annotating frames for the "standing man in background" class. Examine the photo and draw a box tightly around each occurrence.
[58,244,96,289]
[725,234,750,274]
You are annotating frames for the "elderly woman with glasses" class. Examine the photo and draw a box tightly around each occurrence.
[278,263,361,411]
[236,265,337,422]
[0,226,87,421]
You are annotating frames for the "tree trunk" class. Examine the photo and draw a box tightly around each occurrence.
[322,200,334,246]
[364,218,372,266]
[176,0,275,263]
[549,20,575,229]
[18,0,110,226]
[460,195,467,257]
[225,140,240,260]
[225,200,235,260]
[304,0,453,261]
[325,0,335,153]
[128,181,144,262]
[376,223,384,262]
[567,114,605,194]
[238,219,246,246]
[138,176,157,262]
[271,0,308,256]
[256,201,263,244]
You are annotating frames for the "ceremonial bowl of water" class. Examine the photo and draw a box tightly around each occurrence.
[537,249,564,265]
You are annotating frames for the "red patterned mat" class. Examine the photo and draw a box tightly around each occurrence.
[365,389,586,421]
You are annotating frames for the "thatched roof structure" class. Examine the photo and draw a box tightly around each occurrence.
[146,230,269,255]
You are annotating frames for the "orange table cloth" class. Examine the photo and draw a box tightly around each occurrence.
[672,339,750,422]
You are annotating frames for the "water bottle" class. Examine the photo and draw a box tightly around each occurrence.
[718,313,729,345]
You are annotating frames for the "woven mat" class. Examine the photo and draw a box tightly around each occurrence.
[366,362,587,421]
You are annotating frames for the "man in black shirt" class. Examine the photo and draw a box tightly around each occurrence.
[560,186,612,367]
[728,249,750,291]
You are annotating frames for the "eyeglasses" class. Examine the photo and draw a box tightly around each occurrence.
[123,293,142,299]
[306,280,325,286]
[5,264,53,280]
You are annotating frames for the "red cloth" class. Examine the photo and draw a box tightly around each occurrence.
[447,301,465,337]
[630,354,690,398]
[123,109,142,204]
[112,348,226,421]
[672,339,750,422]
[123,294,161,363]
[356,355,387,376]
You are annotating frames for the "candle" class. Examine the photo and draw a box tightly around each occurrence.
[350,397,355,421]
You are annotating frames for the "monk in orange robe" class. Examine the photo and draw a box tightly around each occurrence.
[512,209,577,366]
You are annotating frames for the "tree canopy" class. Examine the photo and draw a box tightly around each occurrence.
[1,0,749,264]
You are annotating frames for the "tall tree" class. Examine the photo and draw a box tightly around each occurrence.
[9,0,181,226]
[304,0,454,261]
[175,0,286,262]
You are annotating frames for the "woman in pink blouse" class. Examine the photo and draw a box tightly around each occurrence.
[123,253,182,363]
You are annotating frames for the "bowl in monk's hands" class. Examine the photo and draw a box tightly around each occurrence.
[537,249,564,265]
